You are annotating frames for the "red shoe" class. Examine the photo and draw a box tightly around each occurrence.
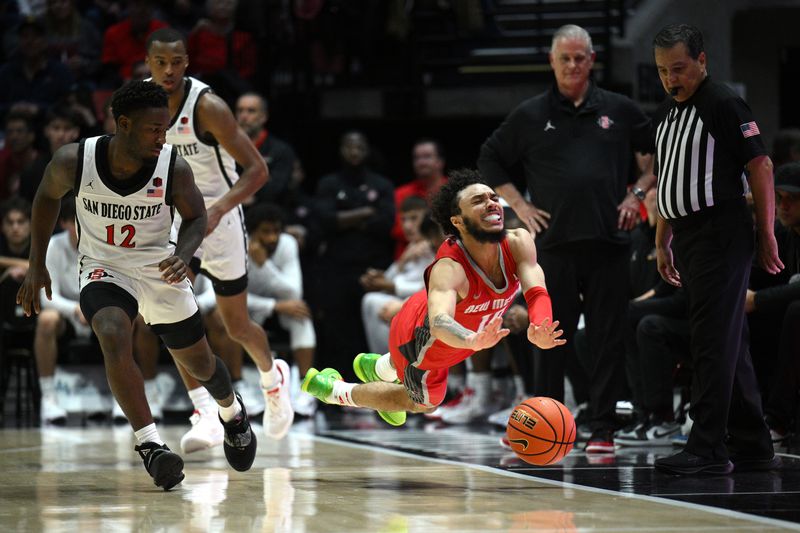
[585,429,615,454]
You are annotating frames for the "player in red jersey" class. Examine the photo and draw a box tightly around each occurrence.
[302,169,565,425]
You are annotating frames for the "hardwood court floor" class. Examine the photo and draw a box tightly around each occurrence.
[0,414,799,532]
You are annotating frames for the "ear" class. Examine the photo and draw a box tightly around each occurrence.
[450,214,462,230]
[117,115,130,133]
[698,51,707,70]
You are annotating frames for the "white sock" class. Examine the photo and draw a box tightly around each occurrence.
[260,363,280,390]
[39,376,56,400]
[448,373,465,393]
[219,396,243,422]
[134,423,164,445]
[188,387,214,412]
[329,380,358,407]
[375,354,397,382]
[468,372,492,402]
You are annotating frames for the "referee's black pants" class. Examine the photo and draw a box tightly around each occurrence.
[534,241,629,431]
[670,200,773,460]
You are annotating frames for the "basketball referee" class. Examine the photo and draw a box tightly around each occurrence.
[651,24,784,475]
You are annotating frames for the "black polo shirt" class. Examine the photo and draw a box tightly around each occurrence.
[653,77,767,220]
[478,81,653,250]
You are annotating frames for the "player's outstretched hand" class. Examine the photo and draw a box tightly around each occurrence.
[527,318,566,349]
[16,267,51,317]
[159,256,189,284]
[467,315,510,351]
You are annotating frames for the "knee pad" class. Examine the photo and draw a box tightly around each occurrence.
[197,356,234,400]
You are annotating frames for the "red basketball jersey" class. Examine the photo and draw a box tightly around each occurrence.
[389,236,520,371]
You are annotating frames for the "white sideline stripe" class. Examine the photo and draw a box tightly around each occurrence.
[307,433,800,532]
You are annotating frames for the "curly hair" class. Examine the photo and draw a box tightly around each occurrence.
[430,168,487,237]
[110,80,168,121]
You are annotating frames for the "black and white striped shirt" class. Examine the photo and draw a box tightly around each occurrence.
[654,77,767,220]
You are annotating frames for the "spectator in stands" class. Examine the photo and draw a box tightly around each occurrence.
[477,24,655,454]
[310,130,394,378]
[360,195,433,355]
[100,0,166,83]
[43,0,102,82]
[18,105,81,204]
[391,139,447,258]
[750,162,800,443]
[0,16,75,120]
[35,196,93,424]
[244,203,318,417]
[771,129,800,169]
[0,110,40,201]
[188,0,256,106]
[235,92,297,206]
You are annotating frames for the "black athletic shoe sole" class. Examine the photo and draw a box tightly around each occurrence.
[655,460,733,475]
[148,450,185,490]
[732,455,782,472]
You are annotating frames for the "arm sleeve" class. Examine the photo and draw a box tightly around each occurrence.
[477,103,531,187]
[714,95,768,166]
[41,238,79,316]
[257,234,303,300]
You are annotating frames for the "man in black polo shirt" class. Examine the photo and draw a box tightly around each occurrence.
[478,24,655,453]
[651,24,783,475]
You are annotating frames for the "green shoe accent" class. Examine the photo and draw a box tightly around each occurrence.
[353,353,382,383]
[301,367,343,404]
[352,354,406,426]
[377,410,407,426]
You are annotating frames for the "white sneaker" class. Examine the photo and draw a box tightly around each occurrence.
[180,408,224,453]
[235,379,265,418]
[425,388,469,421]
[441,388,492,424]
[487,395,528,427]
[293,391,317,418]
[41,396,67,424]
[262,359,294,439]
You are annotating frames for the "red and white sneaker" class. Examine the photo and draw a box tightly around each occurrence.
[585,429,616,454]
[263,359,295,440]
[425,388,470,421]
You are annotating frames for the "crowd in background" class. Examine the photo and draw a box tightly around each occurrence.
[0,2,799,455]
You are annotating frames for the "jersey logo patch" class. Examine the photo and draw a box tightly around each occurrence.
[597,115,614,129]
[86,268,112,281]
[178,116,191,134]
[544,120,556,131]
[86,179,95,189]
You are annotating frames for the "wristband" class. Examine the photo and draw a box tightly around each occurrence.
[524,286,552,326]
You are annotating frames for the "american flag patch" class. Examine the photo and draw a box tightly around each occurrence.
[177,126,190,134]
[147,188,163,198]
[740,121,760,138]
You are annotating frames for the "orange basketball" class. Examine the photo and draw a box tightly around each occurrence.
[506,396,576,466]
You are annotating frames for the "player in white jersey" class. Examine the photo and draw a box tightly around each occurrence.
[16,81,257,490]
[145,28,294,452]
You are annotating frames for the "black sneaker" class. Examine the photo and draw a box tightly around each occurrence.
[220,392,257,472]
[135,442,185,491]
[654,450,733,475]
[731,454,782,472]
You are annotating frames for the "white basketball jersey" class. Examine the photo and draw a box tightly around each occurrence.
[75,136,177,268]
[165,76,238,205]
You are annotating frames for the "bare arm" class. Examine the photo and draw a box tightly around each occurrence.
[617,153,657,230]
[506,228,565,348]
[655,213,681,287]
[16,144,79,315]
[159,156,207,284]
[198,92,268,233]
[747,155,783,274]
[427,258,509,350]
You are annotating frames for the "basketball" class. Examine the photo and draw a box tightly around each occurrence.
[506,397,576,466]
